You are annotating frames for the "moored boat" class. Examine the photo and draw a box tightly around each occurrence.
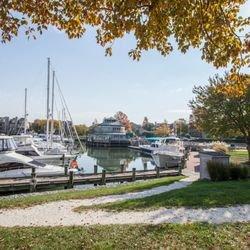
[0,136,77,178]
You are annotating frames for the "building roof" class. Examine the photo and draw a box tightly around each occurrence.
[100,121,123,126]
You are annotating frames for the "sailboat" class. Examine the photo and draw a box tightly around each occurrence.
[13,58,78,164]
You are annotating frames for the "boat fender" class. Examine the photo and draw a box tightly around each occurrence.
[70,159,78,169]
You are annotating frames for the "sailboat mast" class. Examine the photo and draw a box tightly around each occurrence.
[46,57,50,148]
[50,70,55,146]
[24,88,27,134]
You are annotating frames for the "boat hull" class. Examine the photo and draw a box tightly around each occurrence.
[152,153,183,168]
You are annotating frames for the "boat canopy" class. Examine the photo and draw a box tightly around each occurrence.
[0,136,17,152]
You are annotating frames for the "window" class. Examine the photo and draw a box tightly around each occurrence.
[0,138,17,151]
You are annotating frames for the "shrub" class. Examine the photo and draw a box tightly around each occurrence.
[207,161,218,181]
[211,141,229,154]
[229,163,241,180]
[207,161,229,181]
[240,166,249,179]
[217,164,230,181]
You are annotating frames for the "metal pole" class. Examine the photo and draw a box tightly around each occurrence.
[24,88,27,134]
[46,57,50,149]
[50,70,55,147]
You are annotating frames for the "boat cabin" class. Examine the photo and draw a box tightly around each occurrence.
[0,136,17,152]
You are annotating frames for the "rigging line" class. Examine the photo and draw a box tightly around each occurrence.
[54,74,85,152]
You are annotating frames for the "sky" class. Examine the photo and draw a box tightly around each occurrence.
[0,2,249,126]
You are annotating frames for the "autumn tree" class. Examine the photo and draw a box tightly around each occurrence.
[188,114,203,138]
[75,124,89,136]
[30,119,60,133]
[114,111,132,131]
[190,74,250,160]
[174,119,189,137]
[142,117,154,131]
[155,122,170,137]
[1,1,249,71]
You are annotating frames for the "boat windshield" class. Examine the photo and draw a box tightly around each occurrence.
[0,138,17,152]
[163,138,179,144]
[13,136,33,146]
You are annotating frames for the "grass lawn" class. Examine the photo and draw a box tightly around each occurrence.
[75,179,250,212]
[229,150,249,163]
[0,176,183,209]
[0,223,249,249]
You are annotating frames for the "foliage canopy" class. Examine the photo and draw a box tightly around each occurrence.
[1,0,249,70]
[190,74,250,159]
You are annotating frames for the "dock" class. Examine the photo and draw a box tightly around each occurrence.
[0,168,180,193]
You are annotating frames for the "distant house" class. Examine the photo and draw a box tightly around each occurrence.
[0,116,26,135]
[87,117,130,147]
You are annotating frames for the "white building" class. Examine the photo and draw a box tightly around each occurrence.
[87,117,130,147]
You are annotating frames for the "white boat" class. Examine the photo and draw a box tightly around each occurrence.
[13,135,74,164]
[139,137,184,155]
[152,146,184,168]
[0,136,76,179]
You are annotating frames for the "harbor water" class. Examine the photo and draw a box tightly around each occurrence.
[76,147,156,174]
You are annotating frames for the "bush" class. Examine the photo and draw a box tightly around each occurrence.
[207,161,229,181]
[217,164,230,181]
[207,161,249,181]
[212,141,229,154]
[207,161,218,181]
[240,166,249,179]
[229,163,241,180]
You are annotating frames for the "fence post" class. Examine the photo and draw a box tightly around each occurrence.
[143,162,147,171]
[68,170,74,188]
[156,166,160,178]
[101,169,106,185]
[132,168,136,181]
[30,167,37,192]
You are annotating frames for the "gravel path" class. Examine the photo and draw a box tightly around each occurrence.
[0,173,249,226]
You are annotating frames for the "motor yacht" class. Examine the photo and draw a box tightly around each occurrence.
[0,135,76,178]
[152,145,184,168]
[13,135,75,164]
[139,137,183,155]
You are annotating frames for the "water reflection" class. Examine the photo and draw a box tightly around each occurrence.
[77,147,155,173]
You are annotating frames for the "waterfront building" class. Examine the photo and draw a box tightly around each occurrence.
[87,117,130,147]
[0,116,26,135]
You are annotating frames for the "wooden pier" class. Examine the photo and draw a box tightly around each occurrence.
[0,167,180,193]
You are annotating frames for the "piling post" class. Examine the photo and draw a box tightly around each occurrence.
[64,165,68,176]
[132,168,136,181]
[101,169,106,185]
[62,153,65,166]
[30,167,37,192]
[68,170,74,188]
[94,165,98,186]
[156,167,160,178]
[94,165,98,175]
[120,164,124,173]
[143,162,147,171]
[179,158,185,175]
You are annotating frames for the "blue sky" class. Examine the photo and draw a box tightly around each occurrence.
[0,2,249,126]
